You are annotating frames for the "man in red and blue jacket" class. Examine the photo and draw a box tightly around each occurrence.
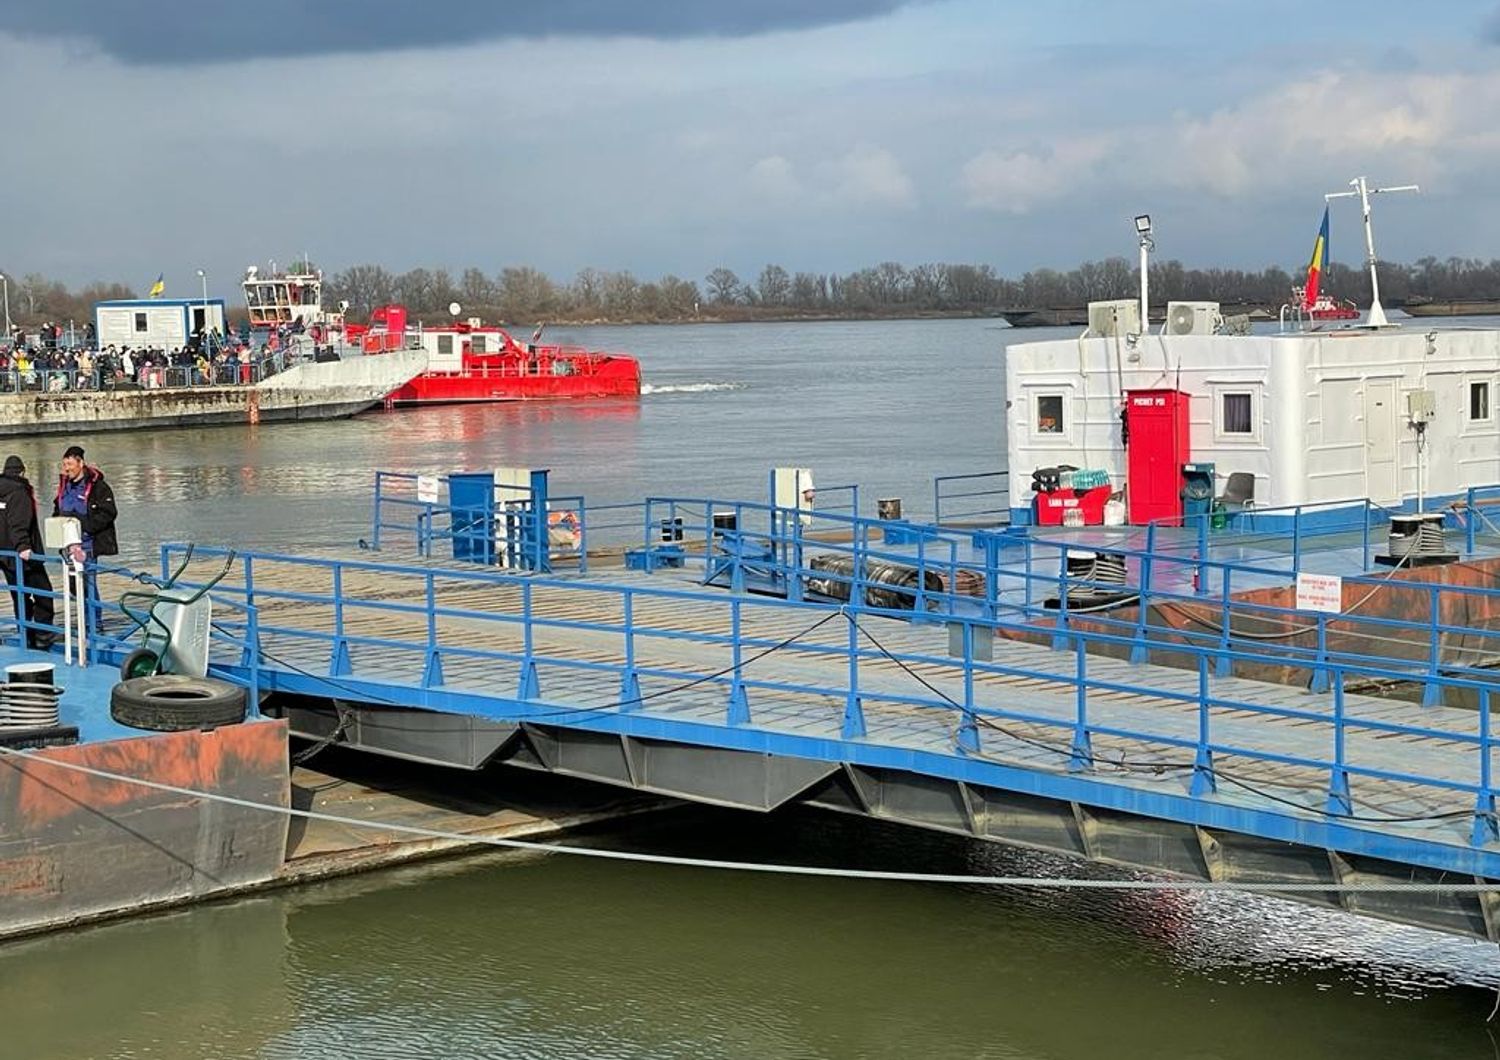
[53,444,118,632]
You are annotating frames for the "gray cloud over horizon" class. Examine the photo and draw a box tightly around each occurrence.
[0,0,925,64]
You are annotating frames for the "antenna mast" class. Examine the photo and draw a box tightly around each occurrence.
[1324,176,1418,328]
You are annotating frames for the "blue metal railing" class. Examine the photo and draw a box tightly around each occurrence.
[933,470,1010,524]
[0,549,265,714]
[157,541,1500,862]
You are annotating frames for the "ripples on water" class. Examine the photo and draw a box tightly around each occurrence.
[4,810,1498,1060]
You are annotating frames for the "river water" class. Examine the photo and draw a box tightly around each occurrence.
[4,318,1499,1057]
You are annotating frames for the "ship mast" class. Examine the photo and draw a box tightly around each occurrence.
[1324,176,1418,329]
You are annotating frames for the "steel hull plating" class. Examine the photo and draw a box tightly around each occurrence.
[0,350,427,436]
[0,719,289,939]
[388,357,641,405]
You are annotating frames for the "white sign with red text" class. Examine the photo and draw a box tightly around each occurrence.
[1295,572,1343,614]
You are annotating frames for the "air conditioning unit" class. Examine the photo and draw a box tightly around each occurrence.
[1086,299,1141,338]
[1165,301,1220,336]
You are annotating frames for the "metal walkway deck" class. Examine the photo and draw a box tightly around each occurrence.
[97,542,1500,941]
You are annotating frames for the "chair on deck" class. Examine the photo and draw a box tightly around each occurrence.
[1218,472,1256,526]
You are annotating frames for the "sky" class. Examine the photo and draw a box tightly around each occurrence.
[3,0,1500,295]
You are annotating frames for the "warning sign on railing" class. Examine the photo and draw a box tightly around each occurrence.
[416,475,440,505]
[1294,572,1343,614]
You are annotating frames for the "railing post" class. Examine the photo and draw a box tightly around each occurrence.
[1474,688,1497,846]
[1465,487,1478,557]
[1068,637,1091,771]
[1214,565,1233,678]
[1422,586,1443,708]
[328,562,352,676]
[914,535,929,615]
[245,603,261,717]
[1326,668,1352,815]
[1023,535,1035,614]
[956,620,980,753]
[1190,653,1216,795]
[240,555,257,668]
[727,596,749,724]
[1291,506,1303,578]
[1130,522,1156,664]
[933,476,942,526]
[618,589,641,710]
[372,472,384,551]
[517,581,539,699]
[1361,501,1372,570]
[842,609,866,739]
[982,532,1000,622]
[1308,611,1330,693]
[787,514,804,603]
[1051,549,1071,651]
[421,569,444,688]
[1195,515,1209,597]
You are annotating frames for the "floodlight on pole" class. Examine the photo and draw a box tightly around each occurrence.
[0,274,9,342]
[1134,215,1154,329]
[1325,176,1418,329]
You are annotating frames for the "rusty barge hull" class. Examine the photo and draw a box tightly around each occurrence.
[0,719,290,939]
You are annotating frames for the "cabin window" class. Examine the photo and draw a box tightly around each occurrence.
[1035,394,1065,434]
[133,313,148,333]
[471,335,487,354]
[1220,392,1253,434]
[1471,381,1492,422]
[437,335,454,356]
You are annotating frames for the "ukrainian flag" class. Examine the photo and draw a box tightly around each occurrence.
[1303,207,1329,308]
[149,273,165,298]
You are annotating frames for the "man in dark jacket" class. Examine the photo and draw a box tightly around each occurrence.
[0,455,55,649]
[53,444,117,632]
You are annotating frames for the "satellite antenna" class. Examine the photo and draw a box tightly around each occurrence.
[246,265,257,278]
[448,302,462,317]
[1325,175,1418,328]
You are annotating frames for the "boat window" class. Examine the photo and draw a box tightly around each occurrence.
[1471,381,1491,422]
[471,335,487,354]
[133,312,148,333]
[437,335,454,356]
[1036,394,1064,434]
[1220,392,1253,434]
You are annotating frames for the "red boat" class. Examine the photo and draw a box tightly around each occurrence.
[242,269,641,405]
[1306,292,1360,320]
[351,305,640,406]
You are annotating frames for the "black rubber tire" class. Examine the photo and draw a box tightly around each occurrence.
[120,647,161,680]
[110,676,248,732]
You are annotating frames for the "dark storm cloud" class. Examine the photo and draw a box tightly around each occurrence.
[0,0,925,64]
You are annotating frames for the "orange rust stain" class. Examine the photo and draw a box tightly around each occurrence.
[3,720,287,830]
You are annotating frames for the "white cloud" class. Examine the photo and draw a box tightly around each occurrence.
[747,155,802,200]
[960,137,1112,213]
[826,146,915,207]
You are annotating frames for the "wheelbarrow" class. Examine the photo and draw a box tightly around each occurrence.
[117,546,237,680]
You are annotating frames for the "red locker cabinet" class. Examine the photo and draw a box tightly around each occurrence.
[1125,389,1190,525]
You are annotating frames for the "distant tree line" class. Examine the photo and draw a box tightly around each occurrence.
[6,255,1500,329]
[317,256,1500,323]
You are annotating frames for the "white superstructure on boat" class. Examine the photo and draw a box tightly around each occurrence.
[1006,324,1500,521]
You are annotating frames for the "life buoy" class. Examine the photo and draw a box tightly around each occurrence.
[547,510,581,550]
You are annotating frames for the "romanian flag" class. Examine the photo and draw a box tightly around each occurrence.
[148,273,165,298]
[1303,207,1329,308]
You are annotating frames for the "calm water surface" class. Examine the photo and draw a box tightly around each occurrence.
[3,319,1498,1057]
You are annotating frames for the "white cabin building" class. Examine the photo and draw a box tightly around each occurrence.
[95,298,227,351]
[1005,316,1500,525]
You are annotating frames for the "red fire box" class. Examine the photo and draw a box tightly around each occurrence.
[1034,485,1111,526]
[1125,389,1190,525]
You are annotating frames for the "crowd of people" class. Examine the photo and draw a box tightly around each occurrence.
[0,330,299,392]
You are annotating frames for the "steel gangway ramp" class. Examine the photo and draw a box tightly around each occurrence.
[124,543,1500,941]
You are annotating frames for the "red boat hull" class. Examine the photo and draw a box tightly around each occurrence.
[388,354,641,405]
